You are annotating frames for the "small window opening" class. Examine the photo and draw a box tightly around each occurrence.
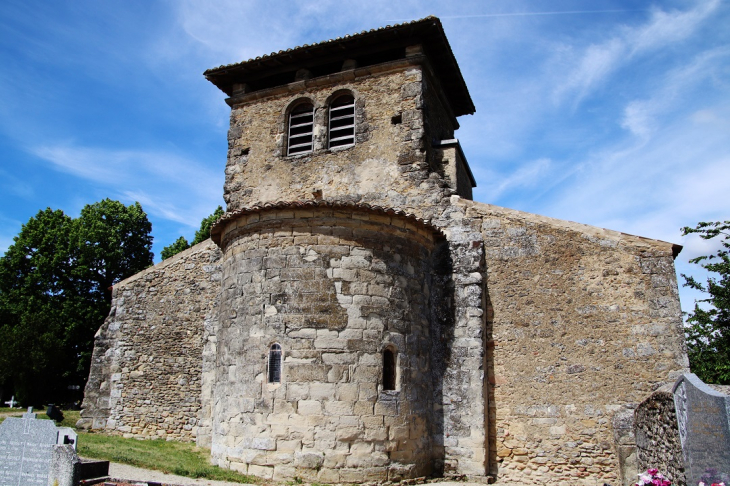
[391,114,402,125]
[268,343,282,383]
[288,103,314,155]
[329,95,356,148]
[383,348,396,391]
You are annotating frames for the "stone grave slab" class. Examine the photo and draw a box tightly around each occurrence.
[0,407,59,486]
[673,373,730,486]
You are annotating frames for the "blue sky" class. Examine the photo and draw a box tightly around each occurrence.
[1,0,728,315]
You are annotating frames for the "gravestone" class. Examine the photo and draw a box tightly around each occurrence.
[673,373,730,486]
[0,407,58,486]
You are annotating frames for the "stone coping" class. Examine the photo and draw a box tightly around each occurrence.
[454,197,682,258]
[210,200,445,246]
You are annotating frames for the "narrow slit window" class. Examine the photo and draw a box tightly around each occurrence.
[288,103,314,155]
[268,343,282,383]
[383,348,396,391]
[328,95,355,148]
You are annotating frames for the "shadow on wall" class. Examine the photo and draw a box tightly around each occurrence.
[430,240,453,476]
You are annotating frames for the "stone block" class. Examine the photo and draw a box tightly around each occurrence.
[361,415,383,428]
[294,451,324,468]
[317,468,341,483]
[390,425,409,440]
[305,415,326,427]
[339,467,388,483]
[336,426,362,441]
[286,383,309,400]
[287,364,328,382]
[324,450,348,468]
[375,400,398,416]
[248,464,274,479]
[272,464,297,480]
[324,400,354,415]
[335,383,359,401]
[297,400,322,415]
[353,400,374,415]
[276,439,302,452]
[365,426,388,441]
[309,383,336,400]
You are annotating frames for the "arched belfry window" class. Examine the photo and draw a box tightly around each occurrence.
[268,343,282,383]
[328,94,355,149]
[383,347,396,391]
[288,102,314,155]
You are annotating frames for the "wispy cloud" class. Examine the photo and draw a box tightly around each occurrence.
[490,158,552,200]
[553,0,720,106]
[29,144,223,227]
[621,47,730,139]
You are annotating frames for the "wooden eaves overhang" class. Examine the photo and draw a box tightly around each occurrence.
[203,16,475,117]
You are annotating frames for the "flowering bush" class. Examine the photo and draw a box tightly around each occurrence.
[636,468,671,486]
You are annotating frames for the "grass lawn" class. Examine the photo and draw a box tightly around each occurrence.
[78,432,259,483]
[0,408,258,484]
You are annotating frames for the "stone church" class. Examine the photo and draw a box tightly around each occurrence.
[78,17,687,485]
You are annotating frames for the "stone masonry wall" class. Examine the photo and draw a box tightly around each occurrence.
[208,206,444,482]
[223,64,460,222]
[451,198,687,486]
[635,389,685,486]
[78,240,222,441]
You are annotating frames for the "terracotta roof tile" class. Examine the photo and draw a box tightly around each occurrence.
[210,200,444,245]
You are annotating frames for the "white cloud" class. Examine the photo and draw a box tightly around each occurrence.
[553,0,720,106]
[489,158,552,200]
[122,190,198,227]
[620,46,730,139]
[630,0,720,55]
[29,143,223,228]
[621,101,655,139]
[31,145,219,191]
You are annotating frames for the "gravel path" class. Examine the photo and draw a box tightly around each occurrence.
[106,464,497,486]
[108,462,256,486]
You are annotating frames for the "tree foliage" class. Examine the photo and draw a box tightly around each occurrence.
[160,236,190,260]
[0,200,153,405]
[192,206,224,246]
[161,206,224,260]
[681,220,730,385]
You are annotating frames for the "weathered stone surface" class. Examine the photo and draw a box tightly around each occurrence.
[0,409,58,486]
[77,241,222,442]
[208,206,443,480]
[635,388,685,486]
[673,373,730,486]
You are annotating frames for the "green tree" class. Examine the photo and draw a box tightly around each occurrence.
[160,236,190,260]
[192,206,224,245]
[681,220,730,384]
[0,209,75,404]
[161,206,224,260]
[0,200,153,405]
[75,199,153,303]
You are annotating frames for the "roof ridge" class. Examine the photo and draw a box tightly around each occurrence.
[203,16,440,75]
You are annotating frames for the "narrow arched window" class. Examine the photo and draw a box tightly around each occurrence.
[328,94,355,148]
[268,343,282,383]
[288,103,314,155]
[383,348,396,391]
